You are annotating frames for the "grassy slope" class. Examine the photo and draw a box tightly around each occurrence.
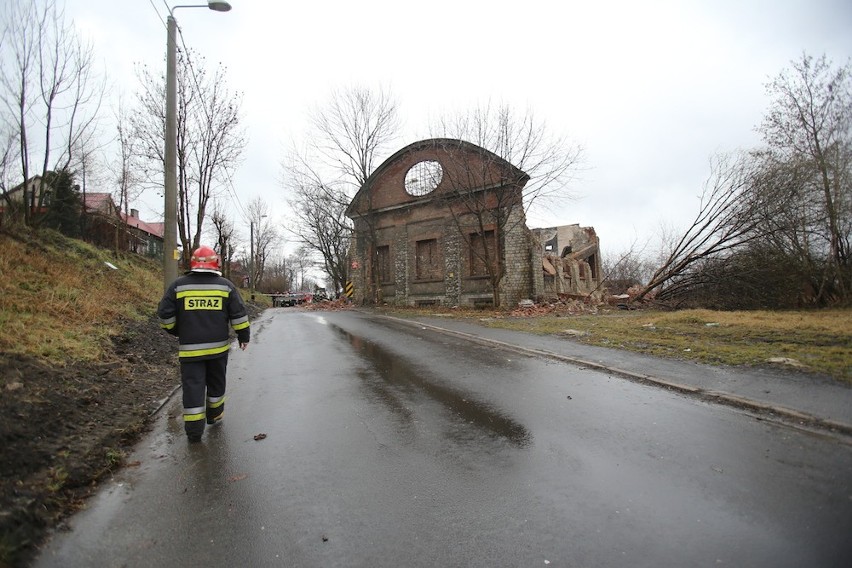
[0,229,267,363]
[0,229,163,364]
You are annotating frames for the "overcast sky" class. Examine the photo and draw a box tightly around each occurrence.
[63,0,851,258]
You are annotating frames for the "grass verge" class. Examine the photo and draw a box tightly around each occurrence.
[385,306,852,383]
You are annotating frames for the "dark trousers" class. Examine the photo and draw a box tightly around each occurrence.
[180,355,228,438]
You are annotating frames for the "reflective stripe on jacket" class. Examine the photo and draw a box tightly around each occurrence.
[157,272,251,361]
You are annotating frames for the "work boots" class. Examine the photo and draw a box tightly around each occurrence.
[185,421,204,443]
[206,394,225,425]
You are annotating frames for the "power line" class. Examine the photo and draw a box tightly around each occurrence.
[148,0,165,28]
[223,165,247,220]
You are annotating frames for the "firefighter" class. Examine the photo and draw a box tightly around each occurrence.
[157,245,250,443]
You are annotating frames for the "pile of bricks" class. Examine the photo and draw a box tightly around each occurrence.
[510,297,600,317]
[302,298,353,311]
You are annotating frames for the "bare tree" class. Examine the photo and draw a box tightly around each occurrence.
[600,242,656,295]
[430,102,583,306]
[633,153,765,302]
[0,0,103,225]
[245,197,278,292]
[0,126,22,221]
[209,203,236,280]
[311,85,400,189]
[289,245,315,292]
[110,98,141,217]
[132,47,245,269]
[626,55,850,308]
[757,53,851,301]
[284,85,400,298]
[72,135,105,243]
[287,168,351,295]
[263,254,291,293]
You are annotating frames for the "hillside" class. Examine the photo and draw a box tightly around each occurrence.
[0,229,184,567]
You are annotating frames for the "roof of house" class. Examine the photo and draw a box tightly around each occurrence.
[7,175,44,194]
[122,212,164,238]
[82,192,116,213]
[81,193,162,237]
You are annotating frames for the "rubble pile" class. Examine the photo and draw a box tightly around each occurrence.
[511,296,600,317]
[301,298,353,311]
[604,285,657,310]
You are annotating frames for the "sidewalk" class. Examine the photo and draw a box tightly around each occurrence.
[379,313,852,438]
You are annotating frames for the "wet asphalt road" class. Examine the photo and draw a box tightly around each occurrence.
[34,309,852,567]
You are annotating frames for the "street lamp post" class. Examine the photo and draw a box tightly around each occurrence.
[163,1,232,291]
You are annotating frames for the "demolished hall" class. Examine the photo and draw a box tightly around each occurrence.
[345,138,602,308]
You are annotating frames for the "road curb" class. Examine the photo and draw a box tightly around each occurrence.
[382,314,852,440]
[149,383,181,418]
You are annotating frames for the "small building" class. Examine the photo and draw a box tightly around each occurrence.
[80,193,164,256]
[122,209,164,259]
[1,175,52,221]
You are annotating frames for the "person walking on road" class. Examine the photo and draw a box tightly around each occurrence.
[157,245,251,443]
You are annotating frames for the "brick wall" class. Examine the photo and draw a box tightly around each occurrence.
[347,139,535,308]
[498,208,533,307]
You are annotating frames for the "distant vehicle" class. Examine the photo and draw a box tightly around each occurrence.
[279,292,307,307]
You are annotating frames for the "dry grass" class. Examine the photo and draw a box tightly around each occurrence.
[0,230,163,365]
[388,306,852,383]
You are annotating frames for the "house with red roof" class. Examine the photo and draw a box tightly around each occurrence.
[121,208,164,258]
[2,175,163,258]
[80,193,164,259]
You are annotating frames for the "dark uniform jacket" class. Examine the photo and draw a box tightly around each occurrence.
[157,272,251,361]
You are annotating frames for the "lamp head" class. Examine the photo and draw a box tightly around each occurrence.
[207,1,231,11]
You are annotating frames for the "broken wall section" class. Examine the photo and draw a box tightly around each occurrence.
[530,224,603,302]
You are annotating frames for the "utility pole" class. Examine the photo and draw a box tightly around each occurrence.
[249,220,255,300]
[162,1,232,292]
[163,13,178,291]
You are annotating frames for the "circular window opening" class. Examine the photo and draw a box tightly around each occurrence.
[404,160,443,196]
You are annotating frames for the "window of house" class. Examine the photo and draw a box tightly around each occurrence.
[376,245,392,284]
[415,239,441,280]
[469,230,495,277]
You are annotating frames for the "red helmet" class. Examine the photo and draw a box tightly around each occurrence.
[190,245,221,274]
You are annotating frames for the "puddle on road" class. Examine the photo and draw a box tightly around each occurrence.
[331,324,531,447]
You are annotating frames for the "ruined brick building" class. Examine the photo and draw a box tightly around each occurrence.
[345,138,601,307]
[531,225,602,299]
